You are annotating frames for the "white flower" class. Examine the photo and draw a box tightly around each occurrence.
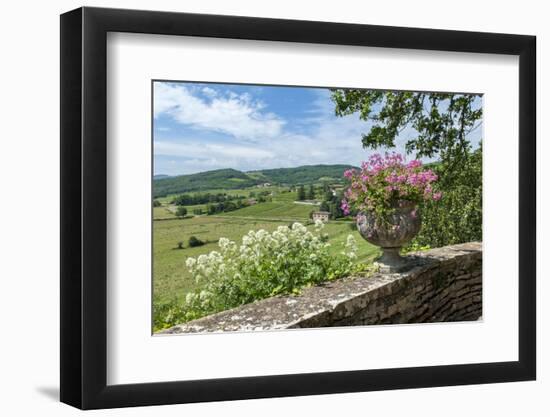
[218,237,230,249]
[314,219,325,230]
[345,234,357,249]
[179,222,356,320]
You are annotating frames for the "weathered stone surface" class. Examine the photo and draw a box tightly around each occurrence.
[160,242,482,334]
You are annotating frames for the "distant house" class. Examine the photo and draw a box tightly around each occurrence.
[312,211,330,223]
[330,186,344,196]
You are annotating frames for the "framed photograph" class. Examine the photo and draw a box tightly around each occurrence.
[60,6,536,409]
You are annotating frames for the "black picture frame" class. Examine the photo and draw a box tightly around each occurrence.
[60,6,536,410]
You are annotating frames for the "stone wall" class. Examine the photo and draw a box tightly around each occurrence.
[161,242,482,334]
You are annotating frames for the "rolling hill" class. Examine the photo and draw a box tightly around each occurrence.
[153,164,356,197]
[248,164,356,185]
[153,168,257,197]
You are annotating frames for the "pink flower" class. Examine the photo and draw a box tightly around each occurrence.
[343,169,355,179]
[341,199,351,215]
[407,160,422,169]
[341,153,442,214]
[407,173,420,186]
[386,171,399,184]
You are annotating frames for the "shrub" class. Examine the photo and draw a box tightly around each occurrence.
[177,241,184,249]
[175,206,188,217]
[153,299,188,331]
[153,199,161,207]
[167,222,358,325]
[188,236,205,247]
[407,147,482,248]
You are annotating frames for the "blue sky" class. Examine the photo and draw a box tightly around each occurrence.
[153,81,482,176]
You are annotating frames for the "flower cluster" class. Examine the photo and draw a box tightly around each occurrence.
[178,221,358,323]
[341,152,442,218]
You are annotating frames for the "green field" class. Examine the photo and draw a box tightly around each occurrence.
[221,201,315,220]
[153,186,379,307]
[153,206,176,219]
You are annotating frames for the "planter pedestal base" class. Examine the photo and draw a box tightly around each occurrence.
[375,247,412,273]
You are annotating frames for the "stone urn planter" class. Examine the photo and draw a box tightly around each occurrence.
[356,201,421,272]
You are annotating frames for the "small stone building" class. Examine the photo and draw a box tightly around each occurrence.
[312,211,330,222]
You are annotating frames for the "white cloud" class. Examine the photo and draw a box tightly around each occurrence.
[153,89,375,175]
[154,83,285,140]
[155,84,475,175]
[201,87,218,98]
[154,140,274,160]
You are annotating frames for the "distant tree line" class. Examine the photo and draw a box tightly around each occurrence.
[172,192,246,206]
[206,200,247,215]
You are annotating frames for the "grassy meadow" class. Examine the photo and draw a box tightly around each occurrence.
[153,185,379,307]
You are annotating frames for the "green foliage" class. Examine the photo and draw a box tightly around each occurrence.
[328,202,339,220]
[153,222,358,329]
[321,189,346,220]
[307,184,315,200]
[297,185,306,201]
[176,241,184,249]
[331,89,483,246]
[152,299,185,330]
[172,192,245,206]
[205,200,244,215]
[175,206,188,217]
[249,164,357,186]
[331,90,482,162]
[154,168,256,197]
[188,236,205,247]
[153,199,161,207]
[407,147,482,248]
